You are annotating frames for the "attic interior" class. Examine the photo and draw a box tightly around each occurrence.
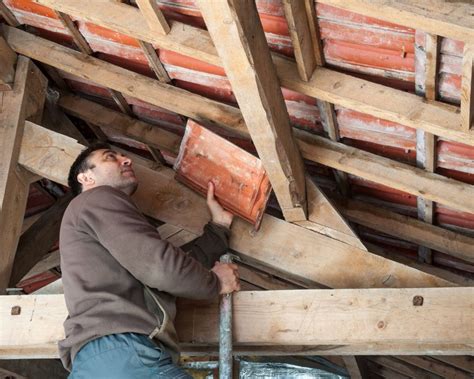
[0,0,473,378]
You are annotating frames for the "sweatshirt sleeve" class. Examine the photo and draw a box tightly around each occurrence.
[77,186,220,300]
[185,222,230,269]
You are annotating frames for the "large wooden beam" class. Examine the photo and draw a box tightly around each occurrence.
[31,0,471,146]
[58,94,181,155]
[0,36,16,91]
[0,57,47,293]
[295,129,474,215]
[340,200,474,264]
[316,0,474,43]
[198,0,307,221]
[2,26,246,136]
[19,123,453,289]
[1,288,471,357]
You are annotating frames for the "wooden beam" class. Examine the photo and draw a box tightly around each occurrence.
[32,0,472,146]
[0,36,16,91]
[368,357,437,379]
[58,94,181,155]
[461,43,474,131]
[295,129,474,215]
[3,26,246,136]
[0,0,20,27]
[342,356,369,379]
[282,0,317,82]
[19,123,453,289]
[340,200,474,264]
[316,0,474,43]
[395,356,472,379]
[415,32,439,264]
[9,194,72,287]
[135,0,170,35]
[432,356,474,374]
[54,11,92,55]
[1,288,472,358]
[198,0,307,221]
[0,57,47,293]
[138,40,171,83]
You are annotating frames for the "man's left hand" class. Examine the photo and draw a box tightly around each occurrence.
[207,181,233,228]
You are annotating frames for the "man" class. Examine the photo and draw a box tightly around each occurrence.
[59,142,240,378]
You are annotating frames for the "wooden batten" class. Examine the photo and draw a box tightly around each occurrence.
[0,36,16,91]
[461,44,474,131]
[0,58,47,293]
[32,0,472,146]
[198,0,307,222]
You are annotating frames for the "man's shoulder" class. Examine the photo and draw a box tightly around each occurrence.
[65,186,132,220]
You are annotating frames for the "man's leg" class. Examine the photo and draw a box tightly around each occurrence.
[69,333,191,379]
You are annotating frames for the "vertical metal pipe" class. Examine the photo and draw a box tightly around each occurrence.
[219,253,233,379]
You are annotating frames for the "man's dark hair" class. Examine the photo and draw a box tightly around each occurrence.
[68,142,111,196]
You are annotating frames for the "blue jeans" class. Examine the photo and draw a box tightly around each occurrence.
[69,333,191,379]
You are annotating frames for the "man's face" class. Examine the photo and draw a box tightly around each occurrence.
[78,149,138,195]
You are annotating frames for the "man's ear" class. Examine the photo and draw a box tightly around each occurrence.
[77,172,94,187]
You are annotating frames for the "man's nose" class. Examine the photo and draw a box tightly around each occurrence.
[121,156,132,166]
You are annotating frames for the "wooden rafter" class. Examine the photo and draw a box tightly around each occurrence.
[316,0,474,43]
[138,40,171,83]
[32,0,471,146]
[135,0,170,35]
[415,31,440,264]
[295,129,474,215]
[340,199,474,264]
[461,43,474,131]
[0,57,47,292]
[3,26,246,134]
[54,11,92,55]
[19,123,455,290]
[55,89,474,219]
[198,0,307,221]
[0,36,16,91]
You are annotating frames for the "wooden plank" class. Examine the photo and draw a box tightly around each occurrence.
[367,361,410,379]
[275,58,471,147]
[395,356,473,379]
[108,89,133,116]
[54,11,92,54]
[138,40,171,83]
[343,356,369,379]
[316,0,474,43]
[19,123,454,290]
[177,287,474,345]
[369,357,439,379]
[0,36,16,91]
[198,0,307,221]
[415,32,439,264]
[340,200,474,264]
[3,26,246,136]
[9,194,72,287]
[135,0,170,35]
[461,43,474,131]
[29,1,473,145]
[432,356,474,374]
[58,94,181,155]
[283,0,316,82]
[295,129,474,215]
[0,0,20,27]
[0,58,47,293]
[1,288,472,358]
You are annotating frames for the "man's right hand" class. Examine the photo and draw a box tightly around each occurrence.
[211,261,240,294]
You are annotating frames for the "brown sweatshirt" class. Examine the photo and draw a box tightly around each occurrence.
[58,185,229,370]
